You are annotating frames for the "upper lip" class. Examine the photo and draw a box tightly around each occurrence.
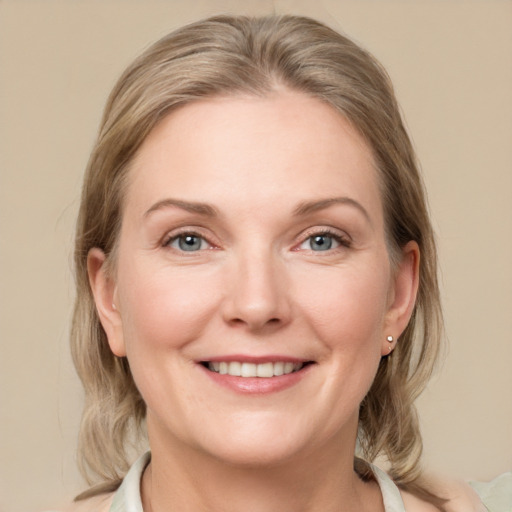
[197,355,313,364]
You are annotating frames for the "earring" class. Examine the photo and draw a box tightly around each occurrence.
[386,335,393,353]
[112,303,117,310]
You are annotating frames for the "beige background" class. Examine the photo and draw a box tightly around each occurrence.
[0,1,511,511]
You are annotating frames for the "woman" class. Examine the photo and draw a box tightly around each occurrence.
[64,14,496,512]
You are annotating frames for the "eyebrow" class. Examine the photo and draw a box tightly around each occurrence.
[144,198,218,218]
[293,197,371,223]
[144,196,371,222]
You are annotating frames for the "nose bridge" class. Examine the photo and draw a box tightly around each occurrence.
[223,242,290,330]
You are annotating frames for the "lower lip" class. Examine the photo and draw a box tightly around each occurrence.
[198,364,313,394]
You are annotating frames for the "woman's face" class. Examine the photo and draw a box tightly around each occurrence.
[90,90,418,466]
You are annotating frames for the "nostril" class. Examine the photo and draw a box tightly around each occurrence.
[227,316,283,331]
[231,317,280,325]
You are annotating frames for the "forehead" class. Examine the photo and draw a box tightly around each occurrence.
[126,91,382,223]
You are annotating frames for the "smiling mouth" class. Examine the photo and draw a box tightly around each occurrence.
[201,361,313,378]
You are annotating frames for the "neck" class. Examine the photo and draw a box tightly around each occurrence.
[141,422,384,512]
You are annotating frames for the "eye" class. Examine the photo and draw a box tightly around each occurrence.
[166,233,210,252]
[298,231,348,252]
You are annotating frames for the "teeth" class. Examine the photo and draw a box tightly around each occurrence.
[273,362,284,376]
[228,361,241,376]
[241,362,257,377]
[256,362,273,378]
[207,361,305,377]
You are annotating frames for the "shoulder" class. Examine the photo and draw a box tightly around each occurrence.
[401,478,487,512]
[470,472,512,512]
[400,491,442,511]
[51,492,115,512]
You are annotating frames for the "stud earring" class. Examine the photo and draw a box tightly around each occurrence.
[386,335,393,353]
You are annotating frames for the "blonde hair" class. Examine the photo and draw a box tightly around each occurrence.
[72,14,443,503]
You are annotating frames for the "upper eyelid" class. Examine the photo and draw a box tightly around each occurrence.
[297,226,351,242]
[162,228,213,247]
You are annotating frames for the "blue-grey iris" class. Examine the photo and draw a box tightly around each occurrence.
[179,235,202,251]
[310,235,332,251]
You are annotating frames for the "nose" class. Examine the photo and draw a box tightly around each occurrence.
[221,250,291,332]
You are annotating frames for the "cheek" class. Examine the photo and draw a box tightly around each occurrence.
[296,262,390,336]
[117,260,223,354]
[114,261,225,420]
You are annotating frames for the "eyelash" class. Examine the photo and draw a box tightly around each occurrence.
[161,228,351,253]
[296,228,351,252]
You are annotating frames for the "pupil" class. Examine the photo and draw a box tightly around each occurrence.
[312,235,332,251]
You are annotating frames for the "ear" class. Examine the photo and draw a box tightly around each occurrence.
[87,248,126,357]
[382,241,420,356]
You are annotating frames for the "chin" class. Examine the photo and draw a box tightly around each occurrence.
[186,413,326,469]
[200,438,304,469]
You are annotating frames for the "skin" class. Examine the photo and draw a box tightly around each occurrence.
[88,90,421,512]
